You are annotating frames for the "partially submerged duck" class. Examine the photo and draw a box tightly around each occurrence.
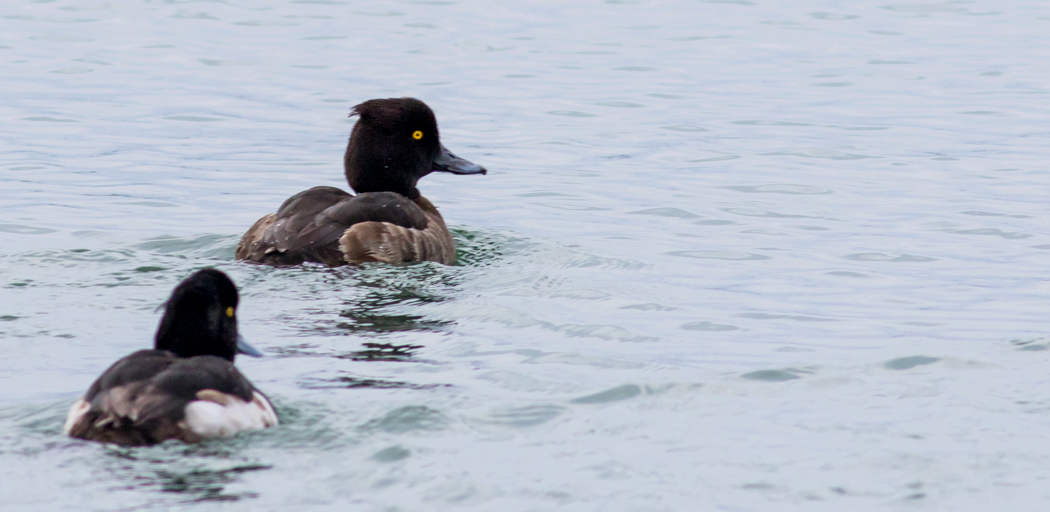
[64,269,277,446]
[235,97,487,266]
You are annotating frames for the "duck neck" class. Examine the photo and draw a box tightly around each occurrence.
[347,170,420,199]
[344,139,424,199]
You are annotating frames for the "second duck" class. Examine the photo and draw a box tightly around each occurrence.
[236,97,486,266]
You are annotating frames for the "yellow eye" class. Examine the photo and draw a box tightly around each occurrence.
[226,307,235,318]
[412,130,423,140]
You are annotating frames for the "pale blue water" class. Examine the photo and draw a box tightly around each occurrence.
[1,0,1049,510]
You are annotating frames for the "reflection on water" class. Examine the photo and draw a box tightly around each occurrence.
[96,442,273,503]
[335,267,457,335]
[147,464,270,503]
[298,374,449,390]
[336,312,452,335]
[339,342,425,362]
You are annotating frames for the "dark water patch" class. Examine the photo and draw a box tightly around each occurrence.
[571,384,641,404]
[134,266,166,273]
[337,311,452,335]
[595,101,645,108]
[845,253,937,263]
[722,207,810,219]
[153,464,270,502]
[1017,344,1047,352]
[361,406,448,434]
[339,342,425,362]
[884,356,939,370]
[689,155,740,162]
[334,270,456,335]
[663,124,708,132]
[725,184,831,195]
[961,211,1030,219]
[741,369,803,381]
[628,207,700,219]
[949,228,1030,239]
[372,445,411,462]
[668,250,770,261]
[0,223,57,234]
[764,148,872,160]
[880,3,966,13]
[170,11,220,20]
[299,374,449,390]
[22,116,79,123]
[732,120,813,126]
[810,11,859,19]
[1010,338,1049,351]
[621,303,675,311]
[124,201,178,208]
[233,20,301,27]
[547,110,595,117]
[681,321,739,331]
[265,260,464,338]
[265,343,321,358]
[739,313,834,322]
[196,59,253,68]
[483,404,566,427]
[826,271,868,278]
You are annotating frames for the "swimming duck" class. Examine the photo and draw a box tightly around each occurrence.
[63,269,277,446]
[235,97,487,266]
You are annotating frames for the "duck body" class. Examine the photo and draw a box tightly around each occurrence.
[235,187,455,266]
[235,98,485,267]
[64,269,277,446]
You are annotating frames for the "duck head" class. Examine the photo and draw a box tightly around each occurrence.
[344,98,486,200]
[154,268,262,361]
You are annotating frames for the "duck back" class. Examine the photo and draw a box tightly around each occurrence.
[64,349,277,446]
[235,186,455,265]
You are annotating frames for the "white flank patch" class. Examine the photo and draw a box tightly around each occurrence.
[182,391,278,439]
[63,398,91,436]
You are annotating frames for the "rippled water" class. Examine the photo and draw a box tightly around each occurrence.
[1,0,1049,510]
